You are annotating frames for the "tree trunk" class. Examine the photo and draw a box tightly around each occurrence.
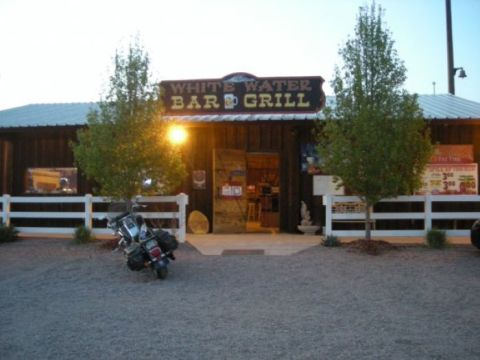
[365,203,371,241]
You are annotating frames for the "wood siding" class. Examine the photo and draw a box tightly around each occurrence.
[179,122,313,232]
[1,121,479,233]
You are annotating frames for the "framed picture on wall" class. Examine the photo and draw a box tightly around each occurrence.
[301,143,322,174]
[25,167,78,194]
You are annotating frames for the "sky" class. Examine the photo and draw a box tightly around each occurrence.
[0,0,479,110]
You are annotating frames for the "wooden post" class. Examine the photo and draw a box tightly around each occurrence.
[424,195,432,234]
[2,194,10,226]
[176,193,189,242]
[84,194,93,230]
[323,194,333,236]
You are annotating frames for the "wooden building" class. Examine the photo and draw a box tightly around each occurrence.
[1,74,480,233]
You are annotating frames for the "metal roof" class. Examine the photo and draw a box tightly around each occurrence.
[1,94,480,128]
[417,94,480,120]
[0,103,99,128]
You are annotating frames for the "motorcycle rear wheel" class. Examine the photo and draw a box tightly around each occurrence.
[155,267,168,280]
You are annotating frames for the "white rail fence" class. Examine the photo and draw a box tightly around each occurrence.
[323,194,480,238]
[0,193,189,242]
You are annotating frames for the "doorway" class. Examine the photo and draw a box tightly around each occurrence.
[212,150,280,233]
[246,153,280,233]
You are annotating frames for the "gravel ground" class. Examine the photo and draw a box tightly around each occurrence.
[1,239,480,360]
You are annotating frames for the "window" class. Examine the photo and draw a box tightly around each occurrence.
[25,168,78,194]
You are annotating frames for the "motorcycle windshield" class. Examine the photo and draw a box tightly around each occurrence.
[107,200,134,222]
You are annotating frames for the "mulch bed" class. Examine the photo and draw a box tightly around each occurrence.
[343,239,400,255]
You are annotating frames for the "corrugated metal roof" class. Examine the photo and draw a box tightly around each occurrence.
[163,112,323,122]
[0,103,99,128]
[417,94,480,119]
[1,94,480,128]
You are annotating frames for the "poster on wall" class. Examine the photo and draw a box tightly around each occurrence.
[25,167,77,194]
[313,175,345,195]
[221,182,243,198]
[417,163,478,195]
[192,170,206,190]
[301,143,322,174]
[430,145,474,164]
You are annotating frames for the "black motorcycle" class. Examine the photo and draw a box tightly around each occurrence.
[471,219,480,250]
[107,201,178,279]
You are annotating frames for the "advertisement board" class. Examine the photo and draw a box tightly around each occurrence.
[430,145,474,164]
[417,163,478,195]
[313,175,345,196]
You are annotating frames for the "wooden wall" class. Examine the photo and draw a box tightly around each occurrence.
[0,127,92,195]
[179,122,314,232]
[1,120,480,233]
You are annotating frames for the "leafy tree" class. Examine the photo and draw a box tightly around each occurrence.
[316,3,432,240]
[72,40,186,199]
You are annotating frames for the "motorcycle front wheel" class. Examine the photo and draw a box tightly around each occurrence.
[155,266,168,280]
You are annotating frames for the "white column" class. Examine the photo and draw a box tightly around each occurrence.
[84,194,93,230]
[323,195,333,236]
[424,194,432,234]
[176,193,189,243]
[2,194,11,226]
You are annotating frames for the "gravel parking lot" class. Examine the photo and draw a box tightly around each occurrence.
[1,238,479,359]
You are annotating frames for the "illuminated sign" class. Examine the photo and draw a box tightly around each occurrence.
[160,73,325,115]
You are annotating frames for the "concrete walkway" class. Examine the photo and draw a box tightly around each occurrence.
[186,233,472,255]
[186,233,322,255]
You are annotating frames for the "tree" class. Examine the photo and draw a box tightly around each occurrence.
[72,40,186,200]
[316,3,432,241]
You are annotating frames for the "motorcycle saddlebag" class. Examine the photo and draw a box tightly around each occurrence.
[155,229,178,252]
[126,244,145,271]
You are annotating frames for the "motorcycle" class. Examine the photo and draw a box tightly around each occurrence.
[471,219,480,249]
[106,200,178,279]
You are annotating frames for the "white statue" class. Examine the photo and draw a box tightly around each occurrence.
[297,201,320,235]
[300,201,312,226]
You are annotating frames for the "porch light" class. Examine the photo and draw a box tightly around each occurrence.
[168,125,187,145]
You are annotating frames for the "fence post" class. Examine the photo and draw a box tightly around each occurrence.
[2,194,10,226]
[424,194,432,235]
[323,194,332,236]
[84,194,93,230]
[176,193,189,243]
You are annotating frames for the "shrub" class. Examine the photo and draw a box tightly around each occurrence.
[0,224,19,243]
[323,235,341,247]
[426,228,447,249]
[73,225,94,244]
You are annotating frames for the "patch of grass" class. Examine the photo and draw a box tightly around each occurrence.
[322,235,341,247]
[426,228,447,249]
[72,225,94,244]
[0,224,19,243]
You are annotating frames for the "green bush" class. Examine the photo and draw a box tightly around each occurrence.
[323,235,341,247]
[0,224,19,243]
[426,228,447,249]
[73,225,94,244]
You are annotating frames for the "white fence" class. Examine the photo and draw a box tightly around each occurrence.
[323,194,480,238]
[0,193,189,242]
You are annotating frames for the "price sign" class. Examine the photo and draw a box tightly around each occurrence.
[417,164,478,195]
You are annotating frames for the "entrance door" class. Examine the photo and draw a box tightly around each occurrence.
[246,153,280,232]
[213,149,247,233]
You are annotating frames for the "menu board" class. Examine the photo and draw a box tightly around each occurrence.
[417,163,478,195]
